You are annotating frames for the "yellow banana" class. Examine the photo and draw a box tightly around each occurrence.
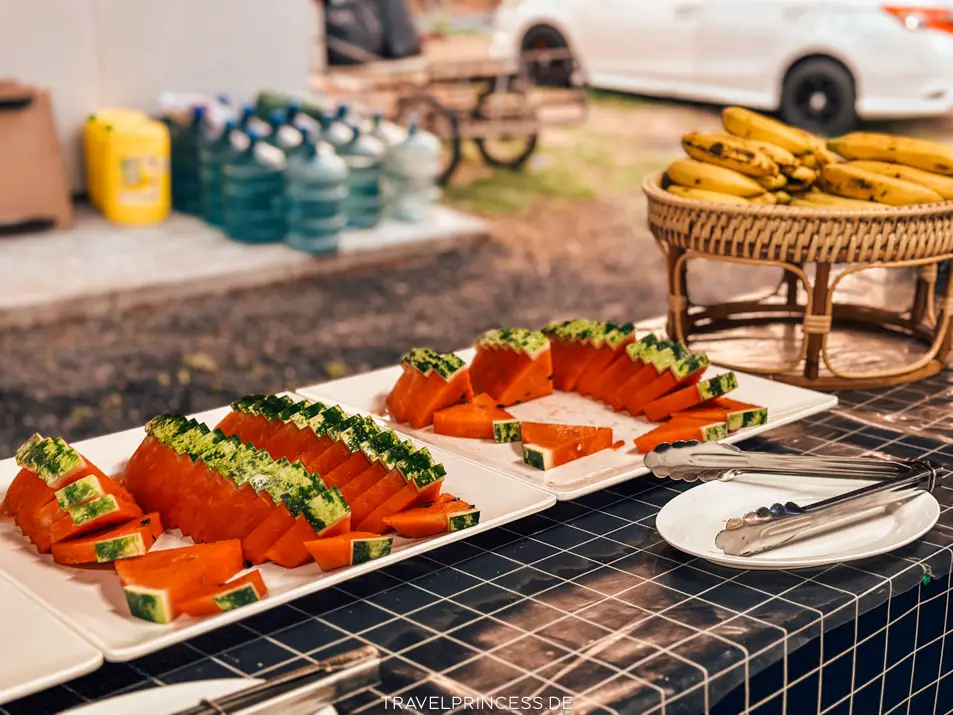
[722,106,813,156]
[714,133,798,173]
[667,185,750,205]
[756,174,787,190]
[773,190,793,205]
[821,164,943,205]
[784,165,817,191]
[749,192,778,205]
[799,153,818,169]
[681,132,779,177]
[800,190,875,209]
[665,158,765,197]
[848,160,953,200]
[828,133,953,176]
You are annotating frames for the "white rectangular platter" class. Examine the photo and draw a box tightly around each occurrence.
[0,404,556,662]
[0,572,103,705]
[295,350,838,500]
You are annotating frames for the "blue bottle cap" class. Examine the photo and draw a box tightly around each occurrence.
[269,109,287,126]
[336,102,349,119]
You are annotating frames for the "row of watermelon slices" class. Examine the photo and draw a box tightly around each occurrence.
[3,434,273,623]
[384,324,768,465]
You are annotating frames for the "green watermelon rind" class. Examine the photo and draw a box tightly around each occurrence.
[361,430,402,463]
[522,444,553,471]
[698,372,739,401]
[727,407,768,432]
[701,422,729,442]
[94,533,147,563]
[448,509,481,532]
[670,352,710,380]
[492,419,522,443]
[303,487,351,534]
[55,474,105,510]
[624,334,661,363]
[351,537,393,565]
[124,585,173,624]
[213,583,263,612]
[476,328,550,358]
[68,494,120,526]
[15,434,84,486]
[602,322,636,349]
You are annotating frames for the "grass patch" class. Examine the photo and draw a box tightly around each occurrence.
[589,89,654,109]
[443,162,594,216]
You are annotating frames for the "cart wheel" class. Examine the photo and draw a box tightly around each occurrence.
[394,95,462,186]
[472,84,539,171]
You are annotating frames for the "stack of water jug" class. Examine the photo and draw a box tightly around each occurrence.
[164,94,442,255]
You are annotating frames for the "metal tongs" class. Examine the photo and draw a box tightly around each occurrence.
[172,645,380,715]
[645,441,942,557]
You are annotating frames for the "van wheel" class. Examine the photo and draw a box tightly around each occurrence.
[521,25,573,88]
[780,57,857,136]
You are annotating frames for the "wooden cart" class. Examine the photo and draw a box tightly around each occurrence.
[322,42,588,184]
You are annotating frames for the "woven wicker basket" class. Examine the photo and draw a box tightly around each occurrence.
[642,172,953,389]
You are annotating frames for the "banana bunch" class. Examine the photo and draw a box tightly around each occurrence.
[665,107,834,206]
[663,107,953,209]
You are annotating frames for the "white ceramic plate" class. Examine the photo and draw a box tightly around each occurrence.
[656,473,941,569]
[0,405,556,661]
[62,678,261,715]
[295,349,838,500]
[0,572,103,705]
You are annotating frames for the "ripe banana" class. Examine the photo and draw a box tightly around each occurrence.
[667,185,750,205]
[682,132,779,177]
[749,192,778,205]
[828,133,953,176]
[784,165,817,191]
[665,158,765,197]
[821,164,943,206]
[714,133,798,173]
[799,190,875,209]
[722,107,813,156]
[756,174,787,190]
[848,160,953,200]
[789,127,841,167]
[773,190,793,205]
[799,153,818,170]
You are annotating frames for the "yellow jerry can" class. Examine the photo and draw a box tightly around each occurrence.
[100,119,171,225]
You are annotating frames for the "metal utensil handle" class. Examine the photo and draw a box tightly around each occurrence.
[178,645,380,715]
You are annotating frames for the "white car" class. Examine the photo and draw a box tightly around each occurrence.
[489,0,953,135]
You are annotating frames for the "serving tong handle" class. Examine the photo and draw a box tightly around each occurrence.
[174,645,380,715]
[644,440,919,483]
[714,460,940,556]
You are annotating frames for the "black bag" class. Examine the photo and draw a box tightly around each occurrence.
[324,0,385,66]
[374,0,422,60]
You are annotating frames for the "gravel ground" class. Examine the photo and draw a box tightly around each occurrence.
[0,233,778,457]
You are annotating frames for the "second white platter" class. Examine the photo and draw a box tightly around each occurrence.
[0,405,556,662]
[295,349,838,500]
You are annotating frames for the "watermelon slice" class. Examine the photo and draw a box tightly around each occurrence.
[386,349,474,429]
[606,340,680,412]
[468,329,553,406]
[643,372,740,422]
[542,320,606,392]
[350,448,444,532]
[634,420,728,454]
[619,342,692,415]
[357,465,447,535]
[179,570,268,617]
[51,512,164,566]
[573,323,636,396]
[626,351,710,418]
[40,494,144,551]
[383,494,480,538]
[304,532,393,571]
[264,488,351,568]
[433,393,515,440]
[588,334,660,404]
[307,416,380,478]
[520,422,614,471]
[115,540,245,624]
[33,470,139,536]
[339,440,415,504]
[324,430,400,489]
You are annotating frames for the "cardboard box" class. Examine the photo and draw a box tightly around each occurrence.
[0,80,74,231]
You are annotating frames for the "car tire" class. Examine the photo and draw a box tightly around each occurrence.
[521,25,573,88]
[780,57,857,136]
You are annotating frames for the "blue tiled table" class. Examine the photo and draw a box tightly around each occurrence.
[7,374,953,715]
